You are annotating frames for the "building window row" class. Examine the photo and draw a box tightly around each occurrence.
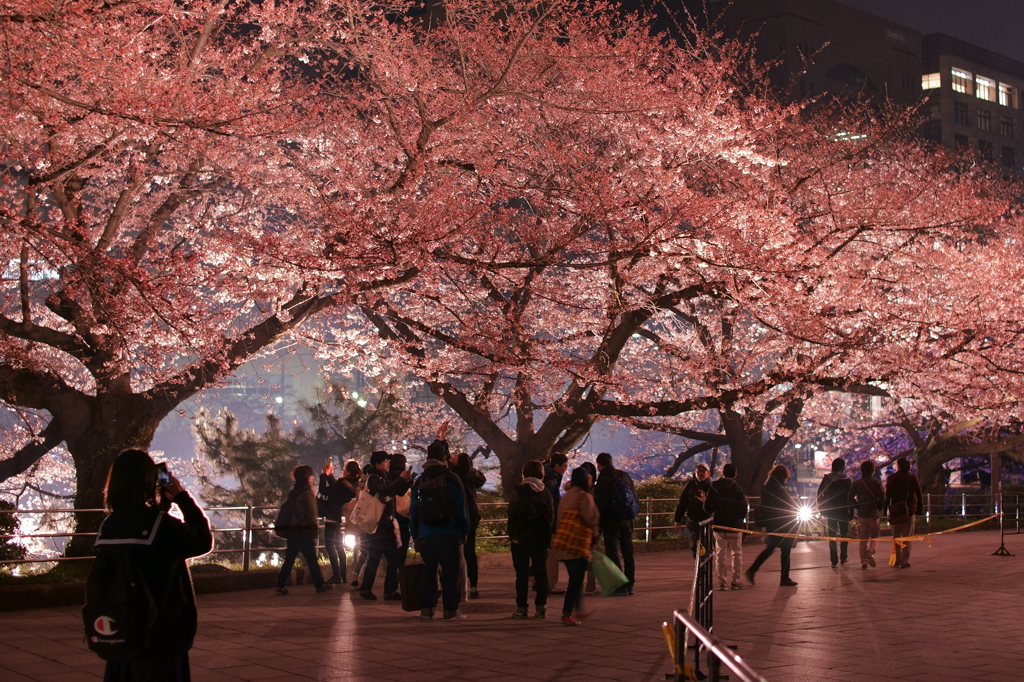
[929,67,1019,108]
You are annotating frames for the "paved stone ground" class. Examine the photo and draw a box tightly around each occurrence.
[2,530,1022,682]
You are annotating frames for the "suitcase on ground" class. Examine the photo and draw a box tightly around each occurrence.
[399,561,424,612]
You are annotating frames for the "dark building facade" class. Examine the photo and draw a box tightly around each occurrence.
[920,33,1024,173]
[712,0,922,106]
[712,0,1024,174]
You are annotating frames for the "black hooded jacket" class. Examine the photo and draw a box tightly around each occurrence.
[92,492,212,657]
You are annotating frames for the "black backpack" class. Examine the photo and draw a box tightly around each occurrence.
[418,472,455,527]
[611,475,640,521]
[522,489,550,523]
[275,494,298,539]
[83,545,160,661]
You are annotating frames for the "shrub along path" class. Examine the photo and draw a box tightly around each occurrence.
[0,530,1021,681]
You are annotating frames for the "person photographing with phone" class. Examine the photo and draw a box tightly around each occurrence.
[84,449,212,681]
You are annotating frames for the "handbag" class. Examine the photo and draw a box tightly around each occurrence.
[590,549,629,596]
[348,489,385,534]
[395,489,412,519]
[549,508,593,560]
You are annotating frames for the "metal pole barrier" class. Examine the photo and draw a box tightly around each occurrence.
[674,615,686,682]
[962,492,966,520]
[1017,494,1020,534]
[925,492,930,525]
[243,504,253,572]
[993,493,1013,556]
[646,498,652,543]
[708,650,722,682]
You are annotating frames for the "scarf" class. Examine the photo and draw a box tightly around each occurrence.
[522,476,545,492]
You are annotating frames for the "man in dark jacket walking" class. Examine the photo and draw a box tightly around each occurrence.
[543,452,569,594]
[704,463,748,590]
[593,452,637,595]
[816,458,853,567]
[885,457,925,568]
[848,459,884,570]
[674,462,712,558]
[359,451,412,600]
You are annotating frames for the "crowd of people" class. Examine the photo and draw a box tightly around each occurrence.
[285,425,641,625]
[81,440,928,679]
[673,456,925,590]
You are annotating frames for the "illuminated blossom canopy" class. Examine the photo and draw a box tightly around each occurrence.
[1,0,1022,537]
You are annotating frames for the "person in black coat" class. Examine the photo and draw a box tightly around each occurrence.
[451,451,487,599]
[593,452,637,595]
[542,453,569,593]
[674,462,712,558]
[91,449,213,682]
[359,451,412,600]
[507,460,555,619]
[387,452,415,568]
[277,465,332,595]
[704,463,748,590]
[816,457,853,567]
[745,465,799,587]
[319,458,358,584]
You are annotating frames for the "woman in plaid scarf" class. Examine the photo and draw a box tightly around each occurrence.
[550,467,601,625]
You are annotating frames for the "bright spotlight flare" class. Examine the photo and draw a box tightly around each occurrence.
[796,506,814,522]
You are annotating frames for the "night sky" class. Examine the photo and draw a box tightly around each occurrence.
[839,0,1024,62]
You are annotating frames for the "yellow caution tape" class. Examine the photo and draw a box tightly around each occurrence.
[711,514,998,543]
[661,622,697,681]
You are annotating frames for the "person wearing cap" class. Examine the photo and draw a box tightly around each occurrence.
[674,463,713,558]
[358,451,412,601]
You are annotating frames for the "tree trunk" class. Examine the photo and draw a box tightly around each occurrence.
[916,451,948,497]
[54,392,165,556]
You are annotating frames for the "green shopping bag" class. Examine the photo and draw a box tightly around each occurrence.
[590,549,629,596]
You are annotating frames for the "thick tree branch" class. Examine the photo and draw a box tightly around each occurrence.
[0,420,64,482]
[147,291,334,408]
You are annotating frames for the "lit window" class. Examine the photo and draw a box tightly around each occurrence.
[978,109,992,132]
[1001,115,1014,138]
[976,76,996,102]
[999,83,1017,108]
[951,68,973,94]
[922,72,941,90]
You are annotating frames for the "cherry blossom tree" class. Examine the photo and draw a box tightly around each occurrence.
[0,0,429,547]
[0,0,734,539]
[349,23,1023,492]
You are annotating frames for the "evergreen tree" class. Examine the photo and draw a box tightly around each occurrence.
[0,500,27,563]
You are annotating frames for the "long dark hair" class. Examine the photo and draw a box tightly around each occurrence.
[104,449,158,511]
[450,452,471,480]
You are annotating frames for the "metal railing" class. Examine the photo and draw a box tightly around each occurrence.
[2,492,1018,568]
[670,610,768,682]
[686,518,716,679]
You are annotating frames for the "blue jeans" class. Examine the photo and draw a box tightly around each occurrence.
[277,536,324,588]
[324,521,347,581]
[824,518,849,565]
[419,534,461,612]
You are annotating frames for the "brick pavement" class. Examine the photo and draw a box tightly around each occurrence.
[1,530,1022,681]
